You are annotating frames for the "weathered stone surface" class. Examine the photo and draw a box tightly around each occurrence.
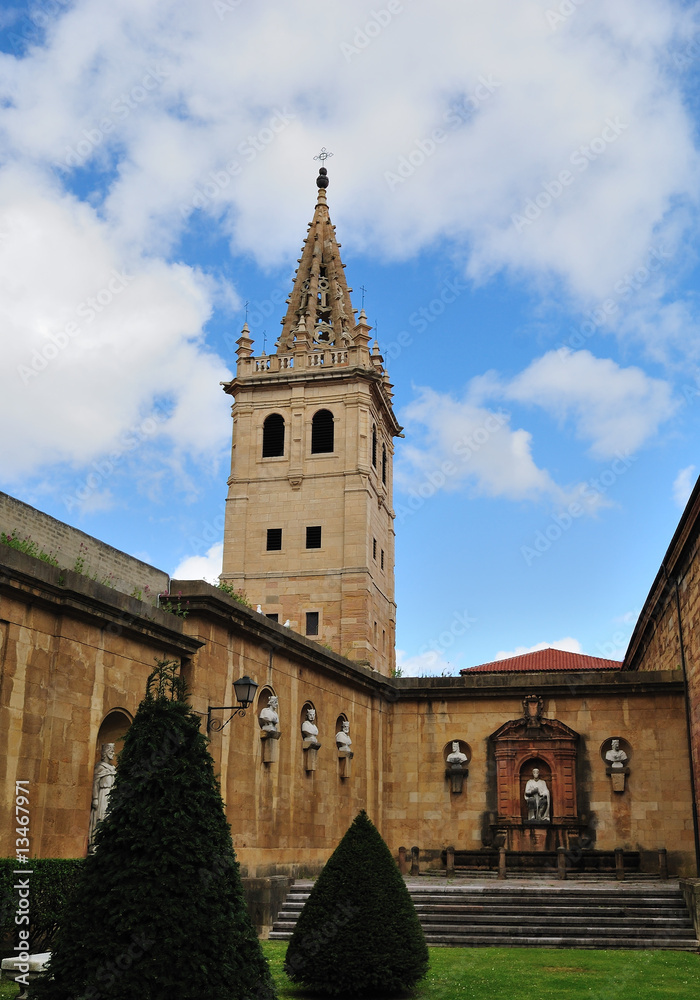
[0,491,168,597]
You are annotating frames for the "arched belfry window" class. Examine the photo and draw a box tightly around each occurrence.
[311,409,334,454]
[372,425,377,467]
[262,413,285,457]
[382,444,387,484]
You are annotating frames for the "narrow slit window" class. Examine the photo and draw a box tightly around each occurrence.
[262,413,285,457]
[311,409,334,453]
[306,525,322,549]
[382,445,387,484]
[306,611,319,636]
[373,538,377,560]
[372,425,377,467]
[266,528,282,551]
[381,549,384,570]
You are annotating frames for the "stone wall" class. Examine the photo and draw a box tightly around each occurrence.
[384,673,695,876]
[624,478,700,863]
[1,551,695,879]
[171,579,390,878]
[0,491,168,598]
[0,545,199,858]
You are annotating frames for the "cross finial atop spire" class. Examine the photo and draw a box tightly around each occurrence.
[314,148,333,190]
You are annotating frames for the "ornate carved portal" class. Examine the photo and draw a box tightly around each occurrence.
[489,707,580,851]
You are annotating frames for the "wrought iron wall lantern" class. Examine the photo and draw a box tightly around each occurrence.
[207,675,259,733]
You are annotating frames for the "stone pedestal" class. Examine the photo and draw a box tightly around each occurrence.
[491,820,580,852]
[338,748,353,778]
[260,730,281,764]
[303,737,320,771]
[445,764,467,794]
[606,764,630,792]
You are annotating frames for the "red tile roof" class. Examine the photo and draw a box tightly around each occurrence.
[461,648,622,674]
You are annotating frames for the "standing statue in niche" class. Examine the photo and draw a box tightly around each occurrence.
[336,720,353,756]
[524,767,550,822]
[605,738,628,770]
[259,695,280,733]
[302,707,321,748]
[87,743,117,852]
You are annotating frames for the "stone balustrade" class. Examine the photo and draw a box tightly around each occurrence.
[248,350,349,375]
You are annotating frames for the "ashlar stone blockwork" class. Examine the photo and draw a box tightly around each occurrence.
[220,167,402,674]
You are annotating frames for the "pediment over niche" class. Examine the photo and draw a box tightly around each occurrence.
[489,716,580,743]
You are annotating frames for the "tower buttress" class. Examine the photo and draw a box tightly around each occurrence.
[221,165,402,675]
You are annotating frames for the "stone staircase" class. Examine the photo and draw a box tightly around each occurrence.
[269,878,699,950]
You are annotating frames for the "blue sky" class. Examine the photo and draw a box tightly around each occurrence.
[1,0,699,674]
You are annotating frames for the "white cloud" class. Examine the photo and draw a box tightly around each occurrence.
[494,637,583,661]
[0,0,697,498]
[171,541,222,584]
[397,348,677,510]
[502,349,677,459]
[396,649,458,678]
[0,166,232,485]
[0,0,696,313]
[397,385,574,506]
[673,465,696,509]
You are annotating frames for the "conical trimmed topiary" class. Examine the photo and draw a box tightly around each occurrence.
[34,661,275,1000]
[284,810,428,996]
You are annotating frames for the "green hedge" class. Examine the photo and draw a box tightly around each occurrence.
[284,811,429,996]
[0,858,84,954]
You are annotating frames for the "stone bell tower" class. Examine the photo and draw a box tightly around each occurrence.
[220,162,402,675]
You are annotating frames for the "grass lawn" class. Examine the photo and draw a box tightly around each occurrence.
[1,944,697,998]
[263,940,700,1000]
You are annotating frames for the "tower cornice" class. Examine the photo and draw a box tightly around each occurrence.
[222,365,403,438]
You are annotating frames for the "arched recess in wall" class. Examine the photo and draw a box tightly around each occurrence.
[257,686,276,715]
[311,410,334,453]
[335,713,348,739]
[262,413,285,457]
[95,708,133,764]
[518,756,552,822]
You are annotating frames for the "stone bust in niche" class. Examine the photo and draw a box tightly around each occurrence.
[336,720,353,756]
[446,741,467,766]
[259,694,280,733]
[302,707,321,748]
[605,738,628,770]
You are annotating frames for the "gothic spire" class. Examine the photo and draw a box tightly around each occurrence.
[276,164,357,354]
